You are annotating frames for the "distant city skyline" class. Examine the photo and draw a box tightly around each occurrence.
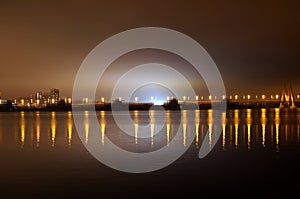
[1,86,300,104]
[0,1,299,98]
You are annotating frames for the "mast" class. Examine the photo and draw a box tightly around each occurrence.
[280,86,286,108]
[279,83,297,109]
[289,83,296,108]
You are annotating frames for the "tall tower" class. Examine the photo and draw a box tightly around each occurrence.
[50,88,59,104]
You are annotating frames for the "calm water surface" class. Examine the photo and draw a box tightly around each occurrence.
[0,109,299,198]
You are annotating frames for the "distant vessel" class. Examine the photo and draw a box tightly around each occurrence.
[279,84,297,109]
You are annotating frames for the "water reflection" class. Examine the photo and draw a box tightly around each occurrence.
[261,109,267,148]
[36,112,40,147]
[0,109,299,152]
[166,111,171,146]
[221,112,226,150]
[195,110,200,149]
[207,109,213,150]
[67,111,72,148]
[51,112,56,147]
[85,111,89,145]
[183,110,187,147]
[133,110,138,145]
[20,111,25,148]
[246,109,252,150]
[234,110,239,149]
[100,111,105,145]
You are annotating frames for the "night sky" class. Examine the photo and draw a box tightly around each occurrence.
[0,0,299,99]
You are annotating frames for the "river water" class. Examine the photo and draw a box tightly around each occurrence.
[0,109,299,197]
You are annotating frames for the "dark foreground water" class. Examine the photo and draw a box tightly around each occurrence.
[0,109,299,198]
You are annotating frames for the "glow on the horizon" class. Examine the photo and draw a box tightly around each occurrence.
[154,100,164,105]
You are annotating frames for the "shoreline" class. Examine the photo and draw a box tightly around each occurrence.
[0,100,299,112]
[0,106,298,112]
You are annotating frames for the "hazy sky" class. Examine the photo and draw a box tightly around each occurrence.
[0,0,299,99]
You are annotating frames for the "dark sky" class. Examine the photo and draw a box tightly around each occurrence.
[0,0,299,99]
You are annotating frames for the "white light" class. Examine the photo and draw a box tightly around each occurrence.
[134,97,138,102]
[234,95,238,100]
[208,95,212,100]
[183,96,186,101]
[101,97,105,103]
[196,96,199,101]
[154,100,164,105]
[151,96,154,101]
